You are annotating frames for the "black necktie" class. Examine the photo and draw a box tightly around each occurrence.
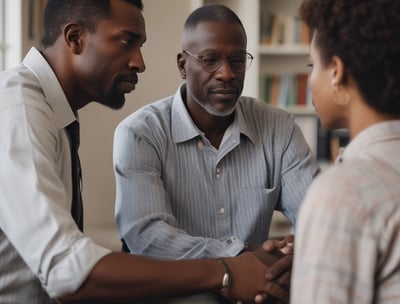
[66,121,84,231]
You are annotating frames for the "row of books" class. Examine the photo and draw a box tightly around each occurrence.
[262,73,312,109]
[260,13,310,45]
[316,120,350,162]
[261,75,349,163]
[294,115,350,163]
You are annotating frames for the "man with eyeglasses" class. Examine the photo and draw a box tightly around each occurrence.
[113,4,320,303]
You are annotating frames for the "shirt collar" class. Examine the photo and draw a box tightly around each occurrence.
[340,120,400,162]
[22,47,76,129]
[171,83,255,144]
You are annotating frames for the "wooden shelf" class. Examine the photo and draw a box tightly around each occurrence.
[259,44,309,55]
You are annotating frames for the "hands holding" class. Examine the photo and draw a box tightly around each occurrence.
[220,252,279,304]
[254,234,294,304]
[223,235,294,304]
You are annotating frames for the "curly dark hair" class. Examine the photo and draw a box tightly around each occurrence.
[42,0,143,48]
[300,0,400,115]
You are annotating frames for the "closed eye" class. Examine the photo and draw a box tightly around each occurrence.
[119,32,144,47]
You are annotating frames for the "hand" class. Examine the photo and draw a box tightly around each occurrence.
[263,235,294,286]
[253,235,295,304]
[222,252,289,304]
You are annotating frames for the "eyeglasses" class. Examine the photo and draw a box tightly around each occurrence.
[183,50,254,73]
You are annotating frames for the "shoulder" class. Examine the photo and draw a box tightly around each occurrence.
[114,95,175,148]
[238,96,295,132]
[0,65,58,133]
[0,65,43,107]
[117,96,173,130]
[239,96,294,119]
[301,156,398,230]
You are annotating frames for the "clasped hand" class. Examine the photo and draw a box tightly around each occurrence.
[247,235,294,304]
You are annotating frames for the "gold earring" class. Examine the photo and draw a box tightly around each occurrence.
[331,80,350,106]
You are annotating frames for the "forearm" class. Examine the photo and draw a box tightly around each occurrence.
[122,219,244,259]
[60,252,223,302]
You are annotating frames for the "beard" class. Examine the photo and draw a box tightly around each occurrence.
[192,96,238,117]
[99,83,127,110]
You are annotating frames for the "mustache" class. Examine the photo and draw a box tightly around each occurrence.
[210,85,239,94]
[118,74,138,85]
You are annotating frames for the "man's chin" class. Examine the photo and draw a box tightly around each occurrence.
[100,95,126,110]
[194,99,236,117]
[205,105,236,117]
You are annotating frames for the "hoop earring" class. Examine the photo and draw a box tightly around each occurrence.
[331,80,351,106]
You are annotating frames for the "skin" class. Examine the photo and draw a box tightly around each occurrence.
[308,30,399,137]
[178,21,246,148]
[43,0,146,114]
[35,1,289,302]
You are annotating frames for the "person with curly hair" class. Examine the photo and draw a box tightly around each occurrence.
[291,0,400,303]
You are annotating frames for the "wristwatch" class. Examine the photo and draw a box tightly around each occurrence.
[218,258,232,294]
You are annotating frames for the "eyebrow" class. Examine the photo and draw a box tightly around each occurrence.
[120,30,146,43]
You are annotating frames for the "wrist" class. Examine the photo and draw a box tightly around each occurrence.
[218,258,232,295]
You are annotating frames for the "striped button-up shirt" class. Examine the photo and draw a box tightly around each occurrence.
[114,84,320,259]
[292,120,400,303]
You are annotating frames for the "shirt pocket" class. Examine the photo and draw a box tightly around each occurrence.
[232,187,279,243]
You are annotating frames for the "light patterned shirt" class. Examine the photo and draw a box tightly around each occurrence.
[292,120,400,303]
[114,84,320,259]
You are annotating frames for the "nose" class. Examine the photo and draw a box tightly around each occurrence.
[215,57,235,81]
[128,48,146,73]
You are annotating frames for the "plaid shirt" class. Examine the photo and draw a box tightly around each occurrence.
[292,120,400,303]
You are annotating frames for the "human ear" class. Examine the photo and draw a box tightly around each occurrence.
[177,53,186,79]
[331,55,351,106]
[331,55,346,86]
[64,23,84,54]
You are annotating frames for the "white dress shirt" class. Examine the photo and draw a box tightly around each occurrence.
[0,47,110,303]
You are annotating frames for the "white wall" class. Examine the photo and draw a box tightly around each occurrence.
[80,0,191,250]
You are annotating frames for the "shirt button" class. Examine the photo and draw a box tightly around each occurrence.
[215,167,221,179]
[197,140,204,150]
[219,207,225,214]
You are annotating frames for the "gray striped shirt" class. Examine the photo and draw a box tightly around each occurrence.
[114,85,320,259]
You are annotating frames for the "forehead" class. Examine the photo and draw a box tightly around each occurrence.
[309,33,321,61]
[101,0,146,41]
[184,21,246,52]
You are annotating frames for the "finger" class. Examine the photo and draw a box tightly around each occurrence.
[265,255,293,280]
[254,292,267,303]
[279,242,294,255]
[262,239,286,252]
[284,234,295,244]
[263,281,289,303]
[277,270,291,289]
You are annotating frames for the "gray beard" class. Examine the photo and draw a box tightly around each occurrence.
[193,97,237,117]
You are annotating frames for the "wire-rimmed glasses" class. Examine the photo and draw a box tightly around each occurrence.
[183,50,254,73]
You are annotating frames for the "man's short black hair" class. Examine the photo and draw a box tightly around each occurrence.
[42,0,143,47]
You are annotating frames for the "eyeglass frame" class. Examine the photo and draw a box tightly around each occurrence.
[182,50,254,73]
